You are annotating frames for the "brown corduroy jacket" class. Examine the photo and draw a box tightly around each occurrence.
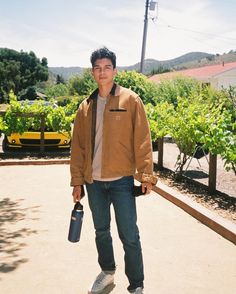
[70,84,157,186]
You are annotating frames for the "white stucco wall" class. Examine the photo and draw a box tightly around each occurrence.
[213,68,236,89]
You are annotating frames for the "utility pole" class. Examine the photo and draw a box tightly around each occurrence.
[140,0,149,73]
[140,0,157,73]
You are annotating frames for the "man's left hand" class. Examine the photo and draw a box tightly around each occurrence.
[141,182,153,195]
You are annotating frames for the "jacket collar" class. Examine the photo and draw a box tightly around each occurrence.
[88,83,117,101]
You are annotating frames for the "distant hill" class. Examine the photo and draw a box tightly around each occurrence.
[119,52,214,73]
[173,51,236,71]
[49,66,84,80]
[49,51,236,79]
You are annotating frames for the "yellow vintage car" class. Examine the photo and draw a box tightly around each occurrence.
[3,131,71,151]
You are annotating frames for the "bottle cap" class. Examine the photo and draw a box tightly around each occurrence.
[74,202,83,211]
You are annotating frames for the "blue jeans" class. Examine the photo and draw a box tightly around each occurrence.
[86,176,144,290]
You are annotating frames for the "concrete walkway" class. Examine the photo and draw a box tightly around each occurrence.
[0,165,236,294]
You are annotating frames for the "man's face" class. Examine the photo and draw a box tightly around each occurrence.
[92,58,117,86]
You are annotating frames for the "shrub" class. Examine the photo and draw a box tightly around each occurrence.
[146,83,236,175]
[45,83,69,98]
[68,69,96,96]
[153,76,200,106]
[115,71,158,105]
[1,99,75,136]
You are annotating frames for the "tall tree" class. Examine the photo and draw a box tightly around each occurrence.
[56,74,65,84]
[68,69,96,96]
[0,48,48,103]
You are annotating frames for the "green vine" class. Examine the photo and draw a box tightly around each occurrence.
[1,98,78,136]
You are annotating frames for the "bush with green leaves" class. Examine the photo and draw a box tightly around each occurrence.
[1,99,76,137]
[167,95,210,172]
[153,75,200,106]
[68,69,96,96]
[46,106,72,135]
[115,71,158,105]
[222,86,236,173]
[221,123,236,174]
[57,95,85,108]
[203,98,236,174]
[0,116,4,136]
[145,102,174,141]
[146,78,236,175]
[45,83,69,98]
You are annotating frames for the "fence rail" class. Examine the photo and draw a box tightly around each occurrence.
[156,138,217,194]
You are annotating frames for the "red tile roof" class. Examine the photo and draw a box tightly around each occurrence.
[149,61,236,82]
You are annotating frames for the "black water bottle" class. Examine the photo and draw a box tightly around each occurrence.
[68,202,84,243]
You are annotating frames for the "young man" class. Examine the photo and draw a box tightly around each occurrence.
[70,47,157,294]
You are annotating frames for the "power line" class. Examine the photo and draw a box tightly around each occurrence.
[157,18,236,43]
[154,20,236,54]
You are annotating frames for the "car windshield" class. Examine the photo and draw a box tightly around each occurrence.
[20,100,57,108]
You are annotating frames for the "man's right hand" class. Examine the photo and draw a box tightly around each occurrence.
[72,185,83,203]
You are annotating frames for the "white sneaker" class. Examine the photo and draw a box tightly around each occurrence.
[129,287,144,294]
[88,271,114,294]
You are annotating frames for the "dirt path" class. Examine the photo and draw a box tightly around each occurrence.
[0,165,236,294]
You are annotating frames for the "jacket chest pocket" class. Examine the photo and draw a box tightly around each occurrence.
[105,110,129,135]
[110,112,125,121]
[108,109,127,121]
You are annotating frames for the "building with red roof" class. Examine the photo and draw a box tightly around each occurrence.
[149,62,236,89]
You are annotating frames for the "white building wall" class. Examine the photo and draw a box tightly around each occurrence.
[213,68,236,89]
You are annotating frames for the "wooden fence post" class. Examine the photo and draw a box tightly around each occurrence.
[40,115,45,153]
[208,153,217,194]
[157,137,164,170]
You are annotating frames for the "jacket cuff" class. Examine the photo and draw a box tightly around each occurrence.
[135,173,158,185]
[70,177,84,187]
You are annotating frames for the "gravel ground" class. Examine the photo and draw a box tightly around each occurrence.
[153,142,236,224]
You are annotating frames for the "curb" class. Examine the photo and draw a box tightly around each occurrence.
[1,158,235,245]
[153,182,236,245]
[0,159,70,166]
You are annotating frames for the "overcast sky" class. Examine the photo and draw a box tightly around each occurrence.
[1,0,236,67]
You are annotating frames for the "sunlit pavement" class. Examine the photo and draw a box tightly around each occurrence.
[0,165,236,294]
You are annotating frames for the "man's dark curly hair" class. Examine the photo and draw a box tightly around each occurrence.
[90,47,116,68]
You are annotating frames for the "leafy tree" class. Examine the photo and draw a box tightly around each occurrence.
[145,102,174,141]
[149,66,170,76]
[153,76,200,106]
[68,69,96,96]
[19,86,38,100]
[146,81,236,175]
[0,48,48,103]
[1,99,75,136]
[57,95,85,109]
[56,74,65,84]
[202,90,236,174]
[45,83,69,98]
[221,85,236,120]
[167,95,210,173]
[9,89,17,102]
[115,71,158,104]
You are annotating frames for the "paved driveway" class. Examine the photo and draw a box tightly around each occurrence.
[0,165,236,293]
